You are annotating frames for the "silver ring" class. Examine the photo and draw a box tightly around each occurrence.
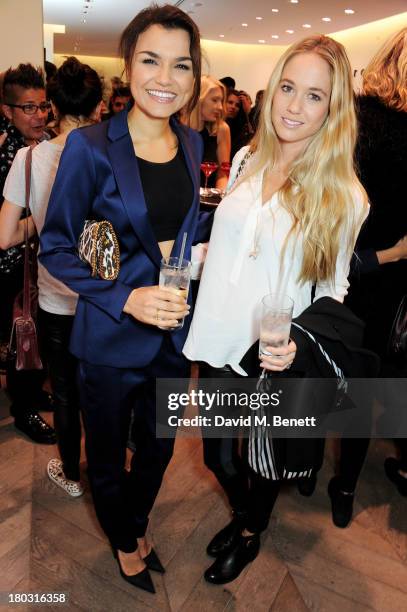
[286,363,291,370]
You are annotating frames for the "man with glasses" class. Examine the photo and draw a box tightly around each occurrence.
[105,86,132,120]
[0,63,56,444]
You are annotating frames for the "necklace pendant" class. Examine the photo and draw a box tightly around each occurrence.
[249,247,259,259]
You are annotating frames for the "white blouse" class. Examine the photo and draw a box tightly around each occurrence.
[3,141,78,316]
[183,147,368,375]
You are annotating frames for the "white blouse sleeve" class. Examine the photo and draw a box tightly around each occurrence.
[3,146,29,208]
[314,187,369,303]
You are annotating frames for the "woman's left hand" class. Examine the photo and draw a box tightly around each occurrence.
[259,339,297,372]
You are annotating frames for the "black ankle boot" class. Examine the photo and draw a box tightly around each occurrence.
[206,510,247,557]
[204,532,260,584]
[328,476,354,528]
[297,473,317,497]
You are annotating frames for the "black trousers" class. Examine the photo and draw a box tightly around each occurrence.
[78,336,189,553]
[199,363,281,533]
[0,264,46,417]
[38,308,81,481]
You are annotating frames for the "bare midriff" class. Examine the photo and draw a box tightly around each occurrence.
[158,239,175,261]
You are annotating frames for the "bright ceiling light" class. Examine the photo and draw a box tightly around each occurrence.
[302,24,311,28]
[344,8,355,14]
[258,39,266,43]
[219,34,225,38]
[256,16,263,20]
[242,23,248,27]
[271,35,279,39]
[286,29,294,34]
[290,0,299,4]
[322,17,331,22]
[272,8,279,12]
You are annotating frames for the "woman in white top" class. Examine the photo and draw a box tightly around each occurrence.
[184,35,369,584]
[0,57,103,497]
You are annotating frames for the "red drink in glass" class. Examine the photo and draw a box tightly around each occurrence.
[220,161,231,179]
[200,161,218,195]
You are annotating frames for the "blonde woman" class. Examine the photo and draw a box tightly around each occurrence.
[188,75,231,189]
[184,35,369,583]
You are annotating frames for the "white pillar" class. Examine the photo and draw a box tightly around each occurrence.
[0,0,44,71]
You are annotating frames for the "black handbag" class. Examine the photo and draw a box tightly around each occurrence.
[388,295,407,359]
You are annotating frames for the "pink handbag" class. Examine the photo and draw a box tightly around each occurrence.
[8,145,43,370]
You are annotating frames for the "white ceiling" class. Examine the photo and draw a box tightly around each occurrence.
[43,0,407,57]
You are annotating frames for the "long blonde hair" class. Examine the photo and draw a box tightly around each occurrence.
[240,35,367,285]
[362,27,407,112]
[188,75,226,135]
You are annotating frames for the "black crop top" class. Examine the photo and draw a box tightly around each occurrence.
[137,147,193,242]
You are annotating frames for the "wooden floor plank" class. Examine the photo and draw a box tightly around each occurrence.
[292,574,375,612]
[225,533,288,611]
[31,503,170,611]
[271,513,407,595]
[269,573,309,612]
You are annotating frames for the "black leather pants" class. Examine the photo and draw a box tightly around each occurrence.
[38,308,81,481]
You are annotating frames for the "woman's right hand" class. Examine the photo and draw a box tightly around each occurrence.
[123,285,190,328]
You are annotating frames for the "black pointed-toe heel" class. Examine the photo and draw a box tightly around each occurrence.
[112,549,155,593]
[143,548,165,574]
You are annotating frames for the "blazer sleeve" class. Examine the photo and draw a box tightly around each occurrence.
[39,130,133,322]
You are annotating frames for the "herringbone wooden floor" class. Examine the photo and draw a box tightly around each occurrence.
[1,388,407,612]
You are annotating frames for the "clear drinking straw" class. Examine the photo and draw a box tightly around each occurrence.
[178,232,187,270]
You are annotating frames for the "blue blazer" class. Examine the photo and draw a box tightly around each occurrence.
[39,109,212,368]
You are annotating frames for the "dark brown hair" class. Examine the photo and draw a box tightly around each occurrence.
[119,3,201,112]
[3,64,45,104]
[46,57,103,118]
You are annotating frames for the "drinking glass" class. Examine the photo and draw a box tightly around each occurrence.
[220,161,231,179]
[159,257,192,330]
[259,293,294,357]
[200,161,218,196]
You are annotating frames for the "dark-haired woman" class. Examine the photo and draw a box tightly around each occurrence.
[0,56,103,497]
[38,5,211,594]
[225,89,254,159]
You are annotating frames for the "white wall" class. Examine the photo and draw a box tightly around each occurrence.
[0,0,44,71]
[202,12,407,97]
[55,11,407,100]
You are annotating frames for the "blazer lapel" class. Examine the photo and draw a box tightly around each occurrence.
[107,113,162,268]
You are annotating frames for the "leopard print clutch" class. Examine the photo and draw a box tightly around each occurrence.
[78,220,120,280]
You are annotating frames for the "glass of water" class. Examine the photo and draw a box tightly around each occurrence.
[159,257,192,330]
[259,293,294,357]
